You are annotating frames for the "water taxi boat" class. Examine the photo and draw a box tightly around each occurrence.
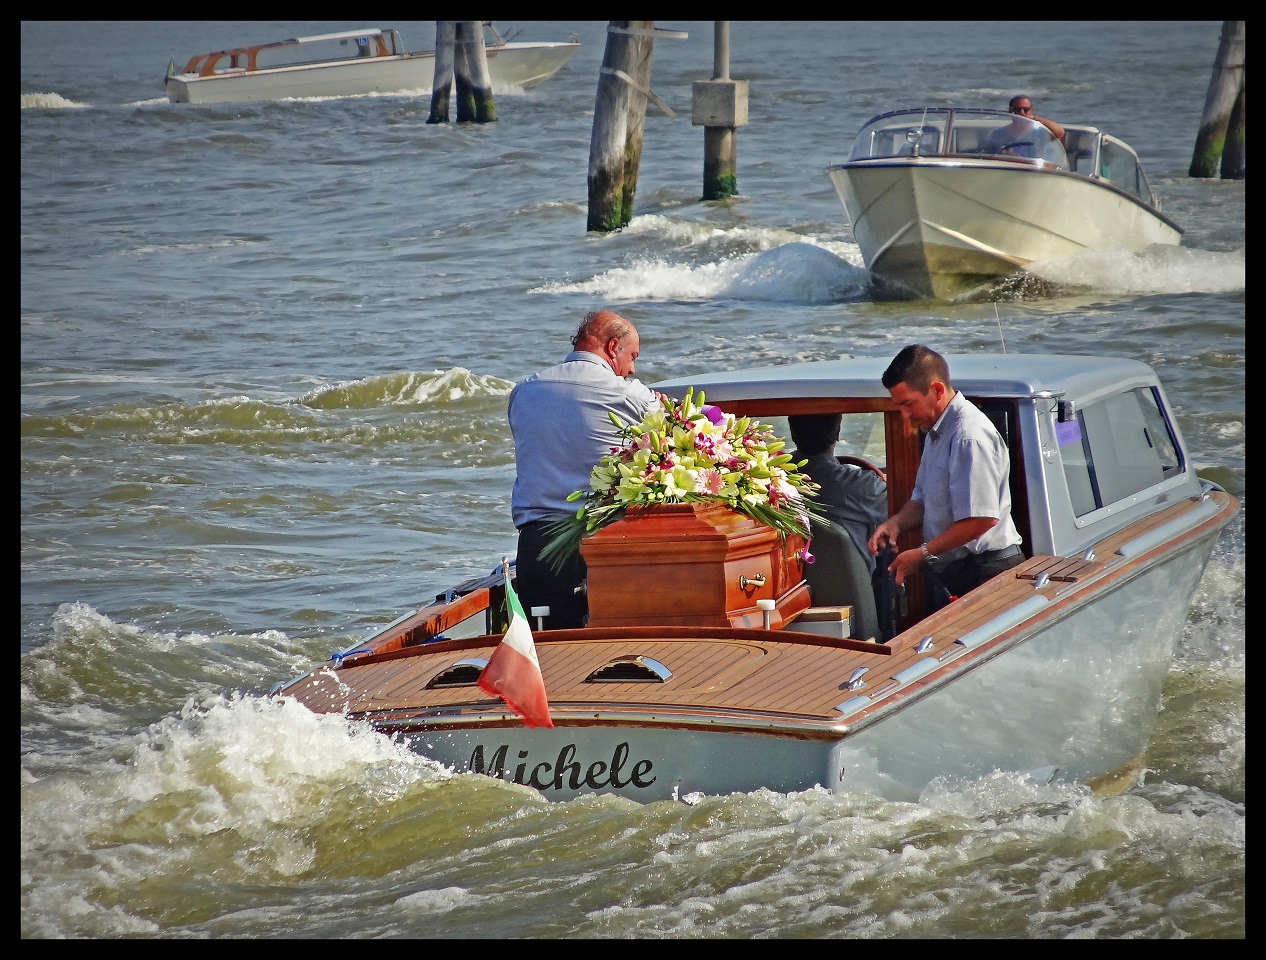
[273,354,1236,803]
[165,25,581,105]
[825,108,1183,301]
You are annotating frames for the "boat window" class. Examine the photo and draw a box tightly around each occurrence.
[1062,128,1099,175]
[1058,387,1184,518]
[427,658,490,688]
[585,656,672,683]
[253,35,381,72]
[767,412,887,471]
[950,124,987,154]
[1099,137,1145,201]
[849,118,946,159]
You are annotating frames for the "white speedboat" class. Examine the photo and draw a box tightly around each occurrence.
[164,25,581,105]
[825,108,1183,301]
[273,354,1236,803]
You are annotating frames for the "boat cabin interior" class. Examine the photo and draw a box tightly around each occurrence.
[710,397,1028,634]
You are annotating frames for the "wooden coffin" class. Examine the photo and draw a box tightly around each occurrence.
[580,502,811,629]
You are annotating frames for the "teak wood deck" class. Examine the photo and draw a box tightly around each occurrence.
[277,492,1231,738]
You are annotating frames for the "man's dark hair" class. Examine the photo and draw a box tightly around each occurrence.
[882,344,951,393]
[788,413,841,455]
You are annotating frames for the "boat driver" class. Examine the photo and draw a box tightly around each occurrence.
[867,344,1025,613]
[985,95,1067,162]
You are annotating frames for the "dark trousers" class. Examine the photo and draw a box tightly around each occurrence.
[515,521,588,629]
[924,545,1025,614]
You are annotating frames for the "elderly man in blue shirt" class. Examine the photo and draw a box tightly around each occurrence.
[867,344,1024,613]
[508,310,667,629]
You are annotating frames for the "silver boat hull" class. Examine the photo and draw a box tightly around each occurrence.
[390,526,1220,803]
[826,159,1181,300]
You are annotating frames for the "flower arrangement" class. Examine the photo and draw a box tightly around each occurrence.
[540,388,822,570]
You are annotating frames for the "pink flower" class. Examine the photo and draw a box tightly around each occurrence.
[800,543,815,564]
[696,467,724,495]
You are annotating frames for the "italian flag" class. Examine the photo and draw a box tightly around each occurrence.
[477,568,554,728]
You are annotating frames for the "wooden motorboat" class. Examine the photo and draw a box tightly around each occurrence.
[164,25,581,105]
[272,354,1237,803]
[825,108,1182,301]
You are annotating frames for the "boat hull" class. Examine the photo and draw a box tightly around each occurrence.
[166,43,580,104]
[831,534,1216,800]
[387,526,1220,802]
[276,492,1235,803]
[825,160,1182,300]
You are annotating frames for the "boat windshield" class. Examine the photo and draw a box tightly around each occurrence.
[847,109,1068,168]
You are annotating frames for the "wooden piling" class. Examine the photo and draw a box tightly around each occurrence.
[1189,20,1245,179]
[470,22,497,123]
[588,21,654,232]
[427,21,456,124]
[1221,81,1245,180]
[621,27,655,226]
[454,20,496,124]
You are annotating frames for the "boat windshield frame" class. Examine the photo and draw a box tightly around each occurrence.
[847,108,1068,168]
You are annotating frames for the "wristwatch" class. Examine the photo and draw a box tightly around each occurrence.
[920,543,937,564]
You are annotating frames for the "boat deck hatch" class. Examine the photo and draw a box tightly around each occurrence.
[426,658,489,688]
[585,655,672,683]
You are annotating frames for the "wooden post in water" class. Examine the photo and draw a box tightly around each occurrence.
[1221,81,1245,180]
[587,23,687,232]
[427,21,456,124]
[1189,20,1245,178]
[692,22,748,200]
[620,26,655,227]
[470,22,497,123]
[454,20,496,124]
[588,21,650,232]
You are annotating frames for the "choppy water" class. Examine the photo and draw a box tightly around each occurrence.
[22,21,1243,938]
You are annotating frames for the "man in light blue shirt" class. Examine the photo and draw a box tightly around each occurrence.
[867,344,1023,612]
[508,310,665,628]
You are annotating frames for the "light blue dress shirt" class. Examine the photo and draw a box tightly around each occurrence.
[911,391,1022,559]
[509,351,660,527]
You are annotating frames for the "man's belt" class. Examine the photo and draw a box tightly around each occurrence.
[971,544,1024,564]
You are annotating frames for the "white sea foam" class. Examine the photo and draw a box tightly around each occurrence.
[1029,244,1245,295]
[21,91,89,109]
[534,238,868,304]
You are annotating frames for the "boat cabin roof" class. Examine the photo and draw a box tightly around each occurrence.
[286,28,389,45]
[656,354,1159,409]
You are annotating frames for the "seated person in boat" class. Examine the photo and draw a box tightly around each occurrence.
[867,344,1025,613]
[984,95,1067,162]
[789,414,888,576]
[789,414,889,640]
[508,310,668,629]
